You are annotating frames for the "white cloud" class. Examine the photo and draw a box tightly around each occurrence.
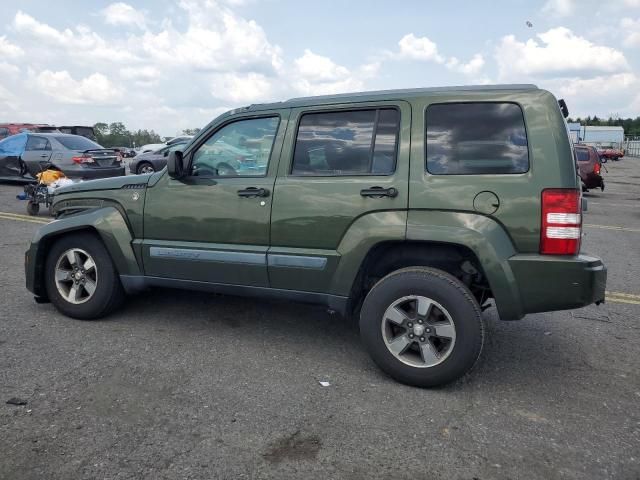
[544,73,640,117]
[621,17,640,46]
[446,54,485,75]
[13,11,138,63]
[495,27,629,80]
[140,1,283,73]
[101,2,146,28]
[34,70,124,105]
[210,72,273,103]
[294,49,350,82]
[623,0,640,6]
[542,0,575,17]
[397,33,444,63]
[291,50,364,96]
[0,36,24,58]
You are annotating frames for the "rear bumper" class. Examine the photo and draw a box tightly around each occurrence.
[61,165,125,180]
[508,253,607,316]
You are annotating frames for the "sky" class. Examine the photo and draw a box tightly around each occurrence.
[1,0,640,137]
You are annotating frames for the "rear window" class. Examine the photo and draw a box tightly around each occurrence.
[426,102,529,175]
[292,108,400,176]
[575,149,590,162]
[56,136,103,151]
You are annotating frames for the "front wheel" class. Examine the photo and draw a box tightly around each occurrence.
[360,267,484,388]
[44,232,125,320]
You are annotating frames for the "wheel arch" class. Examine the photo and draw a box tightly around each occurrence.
[338,211,525,320]
[26,207,142,299]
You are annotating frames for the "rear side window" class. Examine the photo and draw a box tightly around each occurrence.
[292,108,400,176]
[0,127,8,139]
[56,136,103,151]
[26,136,51,151]
[426,102,529,175]
[575,149,590,162]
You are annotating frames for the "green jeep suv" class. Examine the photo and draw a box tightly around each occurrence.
[25,85,607,387]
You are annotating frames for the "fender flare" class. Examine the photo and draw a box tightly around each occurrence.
[26,207,142,298]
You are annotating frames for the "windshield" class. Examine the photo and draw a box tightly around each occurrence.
[57,135,104,151]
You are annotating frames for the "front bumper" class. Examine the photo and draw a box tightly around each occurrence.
[508,253,607,315]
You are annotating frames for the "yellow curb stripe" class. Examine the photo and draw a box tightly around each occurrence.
[0,214,49,225]
[606,291,640,300]
[607,297,640,305]
[584,224,640,233]
[0,211,50,221]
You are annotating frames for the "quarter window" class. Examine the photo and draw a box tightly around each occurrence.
[292,108,400,176]
[426,103,529,175]
[191,117,279,177]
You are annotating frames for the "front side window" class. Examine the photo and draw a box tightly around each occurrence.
[191,117,279,177]
[26,136,51,151]
[292,108,400,176]
[0,128,9,139]
[426,103,529,175]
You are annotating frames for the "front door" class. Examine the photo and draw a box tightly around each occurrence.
[142,111,289,286]
[0,134,27,178]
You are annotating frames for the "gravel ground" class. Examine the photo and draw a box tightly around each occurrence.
[0,160,639,480]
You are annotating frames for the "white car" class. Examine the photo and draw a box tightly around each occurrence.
[139,135,193,154]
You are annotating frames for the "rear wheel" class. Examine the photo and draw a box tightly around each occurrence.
[137,162,155,175]
[360,267,484,387]
[44,232,125,320]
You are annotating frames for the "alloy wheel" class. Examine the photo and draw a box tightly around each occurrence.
[381,295,456,368]
[54,248,98,305]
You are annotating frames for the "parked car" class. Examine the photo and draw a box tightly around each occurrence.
[0,133,124,181]
[26,85,606,388]
[575,145,604,191]
[0,123,58,140]
[129,142,187,174]
[597,147,624,162]
[57,126,97,142]
[139,135,193,153]
[113,147,136,158]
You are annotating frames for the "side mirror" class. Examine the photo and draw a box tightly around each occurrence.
[167,150,186,179]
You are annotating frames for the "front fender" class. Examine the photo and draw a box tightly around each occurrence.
[25,207,142,297]
[406,211,523,320]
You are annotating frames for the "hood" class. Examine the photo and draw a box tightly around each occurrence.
[55,174,151,195]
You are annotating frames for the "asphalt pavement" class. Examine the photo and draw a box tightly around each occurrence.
[0,161,639,480]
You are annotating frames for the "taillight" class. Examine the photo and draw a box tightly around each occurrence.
[540,189,581,255]
[72,155,95,164]
[594,163,601,175]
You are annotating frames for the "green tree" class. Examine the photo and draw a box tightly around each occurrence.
[182,128,201,136]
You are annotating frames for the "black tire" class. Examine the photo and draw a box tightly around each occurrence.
[44,232,125,320]
[136,162,155,175]
[26,201,39,216]
[360,267,484,388]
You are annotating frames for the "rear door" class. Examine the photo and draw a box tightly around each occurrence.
[22,135,52,175]
[269,101,410,293]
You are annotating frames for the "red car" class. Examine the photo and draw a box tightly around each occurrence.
[0,123,58,140]
[597,147,624,162]
[575,145,604,191]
